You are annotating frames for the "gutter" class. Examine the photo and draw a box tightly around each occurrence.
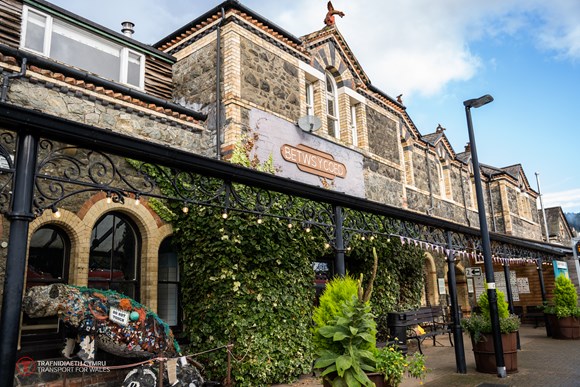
[0,44,207,121]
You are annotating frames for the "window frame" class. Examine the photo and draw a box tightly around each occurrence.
[20,5,145,89]
[350,104,358,146]
[88,212,141,300]
[305,81,315,117]
[157,238,182,330]
[325,72,339,138]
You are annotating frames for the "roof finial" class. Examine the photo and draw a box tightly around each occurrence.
[324,1,345,26]
[436,124,446,133]
[396,94,403,104]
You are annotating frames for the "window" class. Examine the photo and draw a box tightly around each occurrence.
[23,226,69,333]
[158,238,181,329]
[21,226,70,357]
[21,6,144,88]
[89,213,140,299]
[350,104,358,146]
[305,82,314,116]
[325,73,339,137]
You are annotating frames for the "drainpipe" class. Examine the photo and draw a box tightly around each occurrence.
[425,145,435,214]
[0,58,27,102]
[215,7,225,160]
[460,168,471,227]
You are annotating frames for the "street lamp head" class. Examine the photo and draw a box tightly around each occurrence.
[463,94,494,109]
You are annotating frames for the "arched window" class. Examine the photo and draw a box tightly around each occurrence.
[325,72,339,137]
[23,226,70,335]
[27,226,70,288]
[157,237,181,329]
[89,212,140,300]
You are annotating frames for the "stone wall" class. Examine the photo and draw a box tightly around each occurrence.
[364,170,404,207]
[173,41,218,113]
[240,37,300,122]
[412,150,429,192]
[366,107,399,163]
[8,79,213,156]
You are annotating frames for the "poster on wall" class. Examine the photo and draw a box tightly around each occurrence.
[494,271,519,302]
[438,278,446,295]
[473,272,519,301]
[516,277,530,293]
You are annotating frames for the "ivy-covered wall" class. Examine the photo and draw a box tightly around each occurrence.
[143,143,426,385]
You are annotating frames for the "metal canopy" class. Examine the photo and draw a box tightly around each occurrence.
[0,102,569,260]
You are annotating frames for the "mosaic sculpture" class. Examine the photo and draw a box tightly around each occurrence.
[22,284,180,361]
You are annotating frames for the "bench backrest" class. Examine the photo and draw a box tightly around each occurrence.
[387,306,446,327]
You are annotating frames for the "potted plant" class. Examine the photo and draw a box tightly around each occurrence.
[543,274,580,339]
[313,248,428,386]
[313,272,380,386]
[374,343,427,386]
[461,289,520,374]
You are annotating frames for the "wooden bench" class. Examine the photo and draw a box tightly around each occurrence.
[387,306,453,354]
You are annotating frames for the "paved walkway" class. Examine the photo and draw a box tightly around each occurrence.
[277,324,580,387]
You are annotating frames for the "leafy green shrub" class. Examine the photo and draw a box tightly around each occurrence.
[314,295,378,386]
[547,274,580,318]
[374,343,427,386]
[313,275,361,353]
[461,289,520,342]
[477,288,510,320]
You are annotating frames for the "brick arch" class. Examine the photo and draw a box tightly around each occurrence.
[444,261,471,314]
[80,197,168,307]
[422,252,439,306]
[312,43,355,89]
[148,223,174,313]
[28,209,88,285]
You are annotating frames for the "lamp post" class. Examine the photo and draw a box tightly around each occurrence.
[464,94,506,378]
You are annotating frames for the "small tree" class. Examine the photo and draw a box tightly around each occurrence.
[552,274,580,318]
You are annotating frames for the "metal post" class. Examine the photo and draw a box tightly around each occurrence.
[503,263,520,349]
[333,205,345,276]
[464,95,506,378]
[535,173,549,242]
[571,238,580,292]
[536,260,552,337]
[0,133,38,386]
[446,231,466,373]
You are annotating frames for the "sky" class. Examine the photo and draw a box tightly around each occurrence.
[47,0,580,213]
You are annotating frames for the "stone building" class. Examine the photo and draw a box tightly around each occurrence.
[540,206,575,245]
[0,0,569,365]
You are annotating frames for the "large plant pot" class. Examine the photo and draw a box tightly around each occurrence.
[548,315,580,340]
[471,332,518,374]
[323,372,389,387]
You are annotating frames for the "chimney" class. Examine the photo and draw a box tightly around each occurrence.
[121,21,135,38]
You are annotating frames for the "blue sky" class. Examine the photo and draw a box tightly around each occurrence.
[48,0,580,213]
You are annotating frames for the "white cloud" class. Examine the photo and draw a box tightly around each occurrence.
[542,189,580,213]
[49,0,580,96]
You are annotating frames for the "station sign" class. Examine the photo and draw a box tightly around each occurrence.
[465,267,482,277]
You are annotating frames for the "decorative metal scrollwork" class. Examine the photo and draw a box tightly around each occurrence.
[0,131,16,214]
[0,135,560,263]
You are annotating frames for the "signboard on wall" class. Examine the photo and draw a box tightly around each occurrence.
[553,260,569,279]
[250,110,365,197]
